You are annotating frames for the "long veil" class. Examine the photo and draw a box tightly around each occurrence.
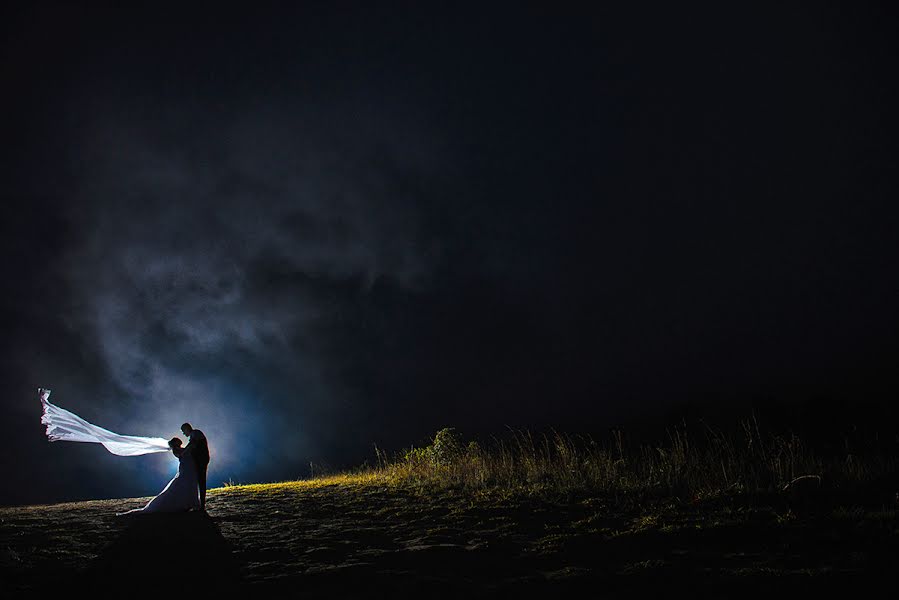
[38,388,169,456]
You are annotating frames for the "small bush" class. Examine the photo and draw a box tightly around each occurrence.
[431,427,463,466]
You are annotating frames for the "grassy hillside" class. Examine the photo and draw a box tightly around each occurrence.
[2,423,897,597]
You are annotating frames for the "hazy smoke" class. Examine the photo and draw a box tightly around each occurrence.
[55,101,447,484]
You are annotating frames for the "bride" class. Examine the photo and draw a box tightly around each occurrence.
[36,388,203,514]
[117,437,201,515]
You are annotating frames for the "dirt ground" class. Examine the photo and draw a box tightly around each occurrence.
[1,481,896,598]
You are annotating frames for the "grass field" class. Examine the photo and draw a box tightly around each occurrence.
[2,421,897,597]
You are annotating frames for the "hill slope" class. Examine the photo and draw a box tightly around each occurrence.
[1,476,896,597]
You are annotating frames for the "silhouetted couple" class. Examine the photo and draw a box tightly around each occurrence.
[119,423,210,515]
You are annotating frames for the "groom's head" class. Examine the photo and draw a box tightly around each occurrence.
[181,423,193,436]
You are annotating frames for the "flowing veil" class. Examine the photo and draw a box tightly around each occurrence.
[38,388,170,456]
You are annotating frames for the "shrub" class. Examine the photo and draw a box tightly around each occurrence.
[430,427,463,466]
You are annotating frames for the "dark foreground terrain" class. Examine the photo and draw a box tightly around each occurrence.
[1,477,896,598]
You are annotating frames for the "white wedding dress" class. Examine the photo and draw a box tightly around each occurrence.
[35,388,202,514]
[119,448,201,515]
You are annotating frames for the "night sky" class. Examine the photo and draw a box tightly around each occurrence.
[2,2,897,505]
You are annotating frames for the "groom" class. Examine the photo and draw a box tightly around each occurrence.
[181,423,210,510]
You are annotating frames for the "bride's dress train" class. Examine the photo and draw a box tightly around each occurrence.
[119,449,201,515]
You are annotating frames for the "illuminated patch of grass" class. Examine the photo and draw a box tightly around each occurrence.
[211,472,388,494]
[212,418,896,511]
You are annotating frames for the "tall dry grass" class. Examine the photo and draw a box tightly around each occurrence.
[368,419,897,501]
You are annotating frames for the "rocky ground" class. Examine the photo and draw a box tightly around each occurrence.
[1,479,896,598]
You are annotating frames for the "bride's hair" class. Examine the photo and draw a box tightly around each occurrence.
[168,437,183,449]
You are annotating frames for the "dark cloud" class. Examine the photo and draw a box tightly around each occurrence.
[2,2,898,504]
